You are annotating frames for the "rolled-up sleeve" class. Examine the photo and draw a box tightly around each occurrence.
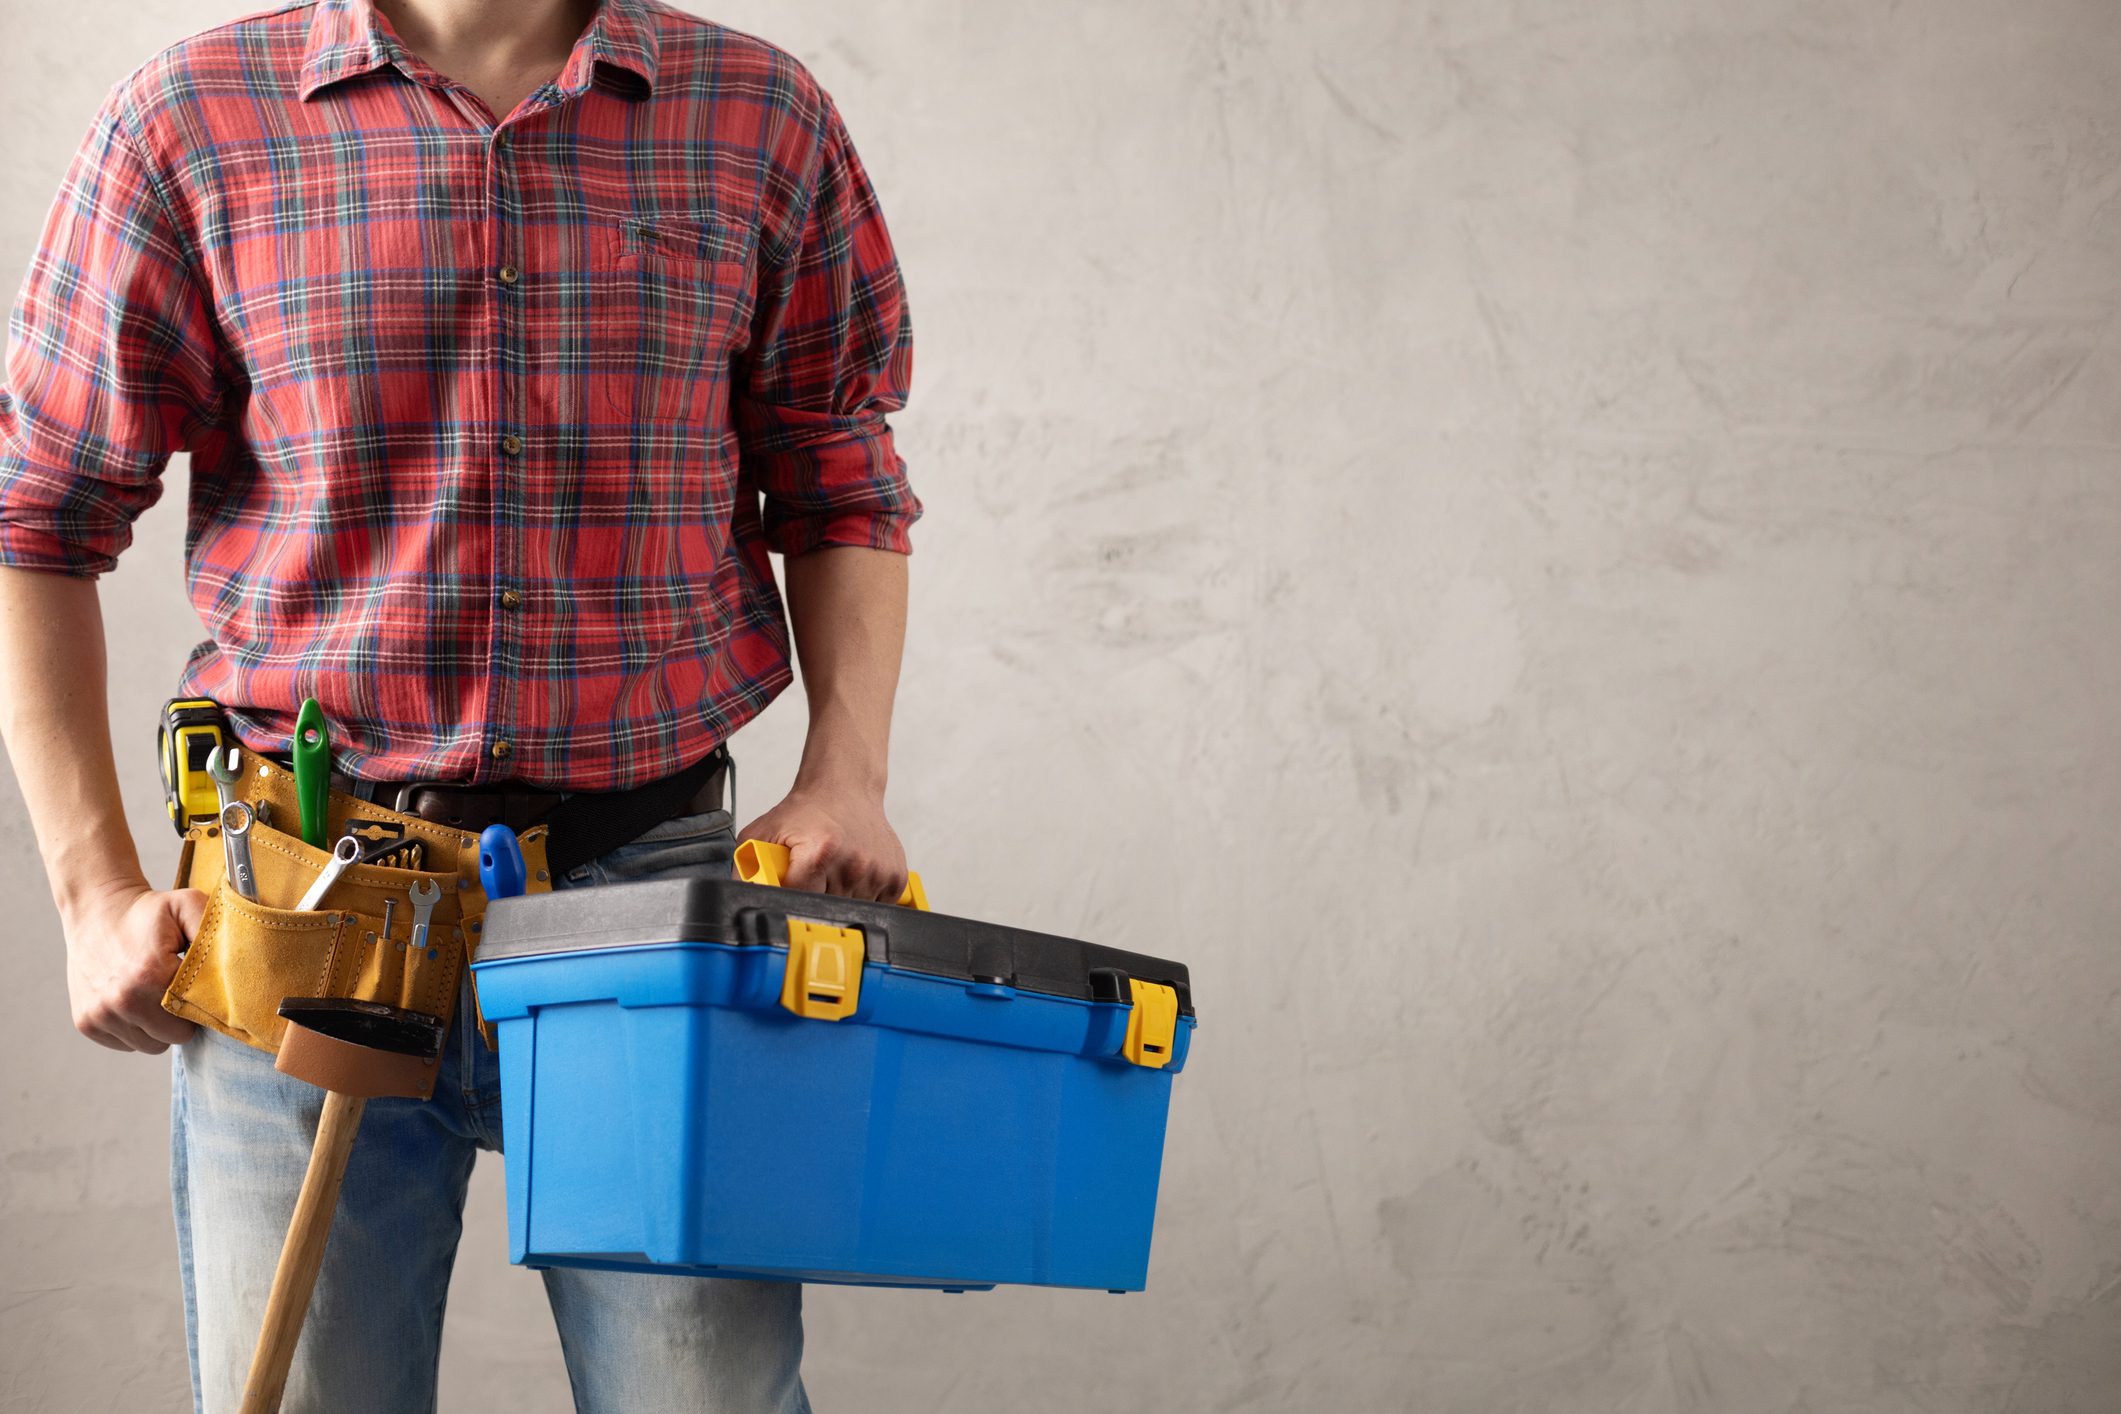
[735,91,921,558]
[0,95,226,578]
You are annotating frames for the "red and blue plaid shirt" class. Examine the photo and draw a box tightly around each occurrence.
[0,0,919,790]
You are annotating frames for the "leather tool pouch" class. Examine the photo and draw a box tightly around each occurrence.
[160,757,553,1081]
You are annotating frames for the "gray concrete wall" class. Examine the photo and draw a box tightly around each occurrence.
[4,0,2118,1409]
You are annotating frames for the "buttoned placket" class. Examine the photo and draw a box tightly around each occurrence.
[484,117,524,776]
[326,24,633,783]
[450,78,573,780]
[381,45,549,781]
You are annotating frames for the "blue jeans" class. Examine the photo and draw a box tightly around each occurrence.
[169,806,810,1414]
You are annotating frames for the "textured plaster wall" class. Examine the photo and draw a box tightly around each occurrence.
[4,1,2120,1410]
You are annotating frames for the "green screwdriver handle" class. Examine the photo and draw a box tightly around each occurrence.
[292,698,330,848]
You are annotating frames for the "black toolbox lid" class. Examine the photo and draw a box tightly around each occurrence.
[477,878,1194,1016]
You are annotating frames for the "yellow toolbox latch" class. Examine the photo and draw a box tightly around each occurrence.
[781,918,865,1021]
[1122,980,1179,1069]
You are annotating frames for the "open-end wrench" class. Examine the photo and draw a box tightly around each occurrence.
[405,877,442,957]
[295,836,364,912]
[205,745,243,818]
[219,802,260,900]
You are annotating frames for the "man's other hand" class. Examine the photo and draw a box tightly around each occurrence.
[63,882,203,1053]
[738,783,908,903]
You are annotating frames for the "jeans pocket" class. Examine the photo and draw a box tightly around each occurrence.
[633,808,735,844]
[590,810,737,885]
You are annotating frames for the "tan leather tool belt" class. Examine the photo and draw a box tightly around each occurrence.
[160,755,554,1071]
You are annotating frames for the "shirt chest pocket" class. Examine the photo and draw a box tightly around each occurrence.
[589,215,757,422]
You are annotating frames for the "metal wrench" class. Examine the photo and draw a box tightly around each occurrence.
[295,835,364,912]
[292,832,410,916]
[205,745,243,817]
[219,802,260,900]
[405,877,442,957]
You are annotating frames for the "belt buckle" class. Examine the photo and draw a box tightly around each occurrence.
[387,778,467,817]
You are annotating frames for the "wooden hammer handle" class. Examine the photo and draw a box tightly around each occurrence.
[238,1089,366,1414]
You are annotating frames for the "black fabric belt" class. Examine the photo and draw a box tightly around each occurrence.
[284,743,732,878]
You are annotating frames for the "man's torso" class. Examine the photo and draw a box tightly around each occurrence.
[98,0,887,788]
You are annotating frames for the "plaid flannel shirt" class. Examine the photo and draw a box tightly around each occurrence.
[0,0,919,789]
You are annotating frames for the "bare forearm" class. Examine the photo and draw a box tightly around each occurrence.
[0,567,147,923]
[781,545,907,798]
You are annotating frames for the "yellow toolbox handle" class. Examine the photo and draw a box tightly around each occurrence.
[734,839,929,911]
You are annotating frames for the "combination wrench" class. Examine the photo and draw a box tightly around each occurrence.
[205,745,242,816]
[295,836,364,912]
[294,832,415,913]
[218,802,260,900]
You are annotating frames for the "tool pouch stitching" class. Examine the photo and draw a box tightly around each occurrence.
[163,882,358,1049]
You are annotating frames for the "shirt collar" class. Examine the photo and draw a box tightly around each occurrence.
[298,0,659,102]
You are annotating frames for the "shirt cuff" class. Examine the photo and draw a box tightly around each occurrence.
[748,412,922,558]
[0,518,120,577]
[764,507,918,558]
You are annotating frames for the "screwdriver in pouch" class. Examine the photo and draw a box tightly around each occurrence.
[478,824,527,900]
[292,698,330,849]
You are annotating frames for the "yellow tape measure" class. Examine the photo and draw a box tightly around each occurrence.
[158,696,231,835]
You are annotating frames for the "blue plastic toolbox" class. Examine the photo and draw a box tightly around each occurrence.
[469,875,1196,1292]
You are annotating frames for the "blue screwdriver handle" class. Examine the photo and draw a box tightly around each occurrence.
[478,824,527,899]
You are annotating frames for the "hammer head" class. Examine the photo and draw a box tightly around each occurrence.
[275,998,447,1099]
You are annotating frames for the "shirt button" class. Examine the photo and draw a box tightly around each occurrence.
[499,588,522,609]
[491,740,513,761]
[500,433,524,456]
[497,265,519,285]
